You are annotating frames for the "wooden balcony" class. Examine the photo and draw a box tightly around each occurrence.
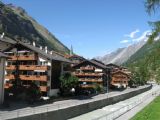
[6,65,16,70]
[79,79,103,83]
[4,83,13,89]
[6,65,49,71]
[20,75,48,81]
[80,66,94,71]
[5,75,48,81]
[40,86,49,92]
[8,55,37,61]
[5,74,15,80]
[80,84,95,88]
[74,73,103,77]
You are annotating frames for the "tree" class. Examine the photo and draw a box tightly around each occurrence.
[145,0,160,14]
[145,0,160,43]
[59,73,79,96]
[26,82,41,104]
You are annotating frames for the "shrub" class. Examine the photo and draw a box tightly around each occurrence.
[59,73,79,96]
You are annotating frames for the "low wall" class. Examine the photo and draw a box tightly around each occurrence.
[11,85,152,120]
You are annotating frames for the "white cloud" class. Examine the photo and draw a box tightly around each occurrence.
[120,40,129,43]
[132,30,151,42]
[124,29,140,38]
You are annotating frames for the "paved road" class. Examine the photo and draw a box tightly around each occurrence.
[0,85,150,120]
[69,85,159,120]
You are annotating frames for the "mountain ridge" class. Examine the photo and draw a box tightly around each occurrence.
[95,40,146,65]
[0,2,70,54]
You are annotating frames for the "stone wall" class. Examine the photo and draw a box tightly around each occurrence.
[11,85,152,120]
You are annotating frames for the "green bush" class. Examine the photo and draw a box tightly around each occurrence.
[94,84,104,93]
[59,73,79,96]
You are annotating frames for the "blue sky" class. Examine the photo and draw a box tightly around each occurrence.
[2,0,159,58]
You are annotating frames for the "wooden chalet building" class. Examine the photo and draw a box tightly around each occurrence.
[66,54,86,66]
[111,71,130,88]
[106,63,131,89]
[72,59,110,91]
[0,38,71,97]
[106,63,122,72]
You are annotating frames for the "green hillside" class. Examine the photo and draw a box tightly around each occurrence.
[124,40,160,83]
[0,2,70,54]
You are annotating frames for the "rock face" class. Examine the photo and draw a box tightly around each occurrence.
[0,2,70,54]
[96,40,146,65]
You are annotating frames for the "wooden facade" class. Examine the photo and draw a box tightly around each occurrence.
[106,63,131,89]
[72,60,109,90]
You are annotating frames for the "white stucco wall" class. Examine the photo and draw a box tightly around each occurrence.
[0,58,6,104]
[49,89,59,97]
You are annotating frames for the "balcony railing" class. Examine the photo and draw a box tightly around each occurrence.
[74,73,103,77]
[20,75,48,81]
[5,75,48,82]
[4,83,13,89]
[40,86,49,92]
[6,65,49,71]
[79,79,103,83]
[5,74,15,80]
[8,55,37,61]
[80,84,95,88]
[80,66,94,71]
[4,84,48,92]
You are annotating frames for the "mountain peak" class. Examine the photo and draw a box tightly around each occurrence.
[95,41,146,65]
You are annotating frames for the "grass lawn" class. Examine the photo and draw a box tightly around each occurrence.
[131,96,160,120]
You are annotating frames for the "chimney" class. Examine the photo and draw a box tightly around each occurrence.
[0,32,5,39]
[45,46,48,53]
[40,46,42,50]
[33,41,36,46]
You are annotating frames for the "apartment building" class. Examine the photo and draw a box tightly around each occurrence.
[1,40,71,97]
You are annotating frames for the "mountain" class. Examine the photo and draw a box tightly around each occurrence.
[96,40,146,65]
[0,2,70,54]
[124,39,160,82]
[125,39,160,66]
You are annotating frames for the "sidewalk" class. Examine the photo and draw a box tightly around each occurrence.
[116,90,157,120]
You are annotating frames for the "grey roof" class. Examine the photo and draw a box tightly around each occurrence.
[0,38,71,63]
[106,63,121,68]
[112,70,130,77]
[0,52,9,58]
[73,59,108,70]
[0,37,16,44]
[19,41,71,63]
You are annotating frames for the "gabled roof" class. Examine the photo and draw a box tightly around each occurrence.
[112,70,130,77]
[106,63,121,68]
[0,37,16,44]
[19,42,71,63]
[0,38,71,63]
[72,59,108,70]
[91,59,105,65]
[0,52,9,58]
[68,54,85,60]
